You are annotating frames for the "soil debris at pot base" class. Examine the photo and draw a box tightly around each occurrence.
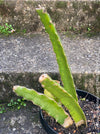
[42,99,100,134]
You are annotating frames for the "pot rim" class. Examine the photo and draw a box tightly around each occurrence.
[39,89,100,134]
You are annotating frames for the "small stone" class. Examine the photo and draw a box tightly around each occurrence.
[3,117,5,121]
[73,130,76,133]
[95,123,99,127]
[54,127,57,130]
[90,111,93,113]
[87,119,92,122]
[93,114,97,119]
[13,128,16,131]
[58,132,62,134]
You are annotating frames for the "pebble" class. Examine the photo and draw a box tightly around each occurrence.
[93,114,97,119]
[13,128,16,131]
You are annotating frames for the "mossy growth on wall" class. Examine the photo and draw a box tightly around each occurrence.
[55,1,67,9]
[0,0,4,4]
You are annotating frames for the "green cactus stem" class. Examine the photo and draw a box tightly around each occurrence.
[44,89,60,104]
[39,74,87,127]
[13,86,73,128]
[36,8,78,101]
[44,80,60,103]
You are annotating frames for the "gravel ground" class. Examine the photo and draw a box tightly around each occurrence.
[0,33,100,73]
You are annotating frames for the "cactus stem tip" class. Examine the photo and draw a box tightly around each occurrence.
[13,85,19,91]
[62,115,73,128]
[39,74,48,83]
[76,120,87,128]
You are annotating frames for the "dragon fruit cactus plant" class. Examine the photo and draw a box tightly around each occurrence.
[13,7,87,128]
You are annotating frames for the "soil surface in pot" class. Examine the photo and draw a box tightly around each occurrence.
[42,98,100,134]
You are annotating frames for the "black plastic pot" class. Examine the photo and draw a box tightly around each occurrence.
[39,89,100,134]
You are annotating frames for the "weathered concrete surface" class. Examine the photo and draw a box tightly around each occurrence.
[0,34,100,73]
[0,101,47,134]
[0,1,100,33]
[0,34,100,101]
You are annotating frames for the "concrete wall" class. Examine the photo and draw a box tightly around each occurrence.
[0,0,100,33]
[0,72,99,102]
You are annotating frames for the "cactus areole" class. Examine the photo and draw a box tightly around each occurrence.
[13,7,87,130]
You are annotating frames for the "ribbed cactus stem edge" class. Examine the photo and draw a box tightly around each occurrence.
[39,74,87,127]
[36,8,78,101]
[13,85,73,127]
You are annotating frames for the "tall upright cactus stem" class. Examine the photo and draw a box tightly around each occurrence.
[39,74,87,127]
[36,8,78,101]
[13,86,73,128]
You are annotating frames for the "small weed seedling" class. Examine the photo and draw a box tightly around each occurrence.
[7,98,26,110]
[0,98,26,114]
[86,27,92,37]
[0,105,6,114]
[0,23,15,35]
[87,27,91,32]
